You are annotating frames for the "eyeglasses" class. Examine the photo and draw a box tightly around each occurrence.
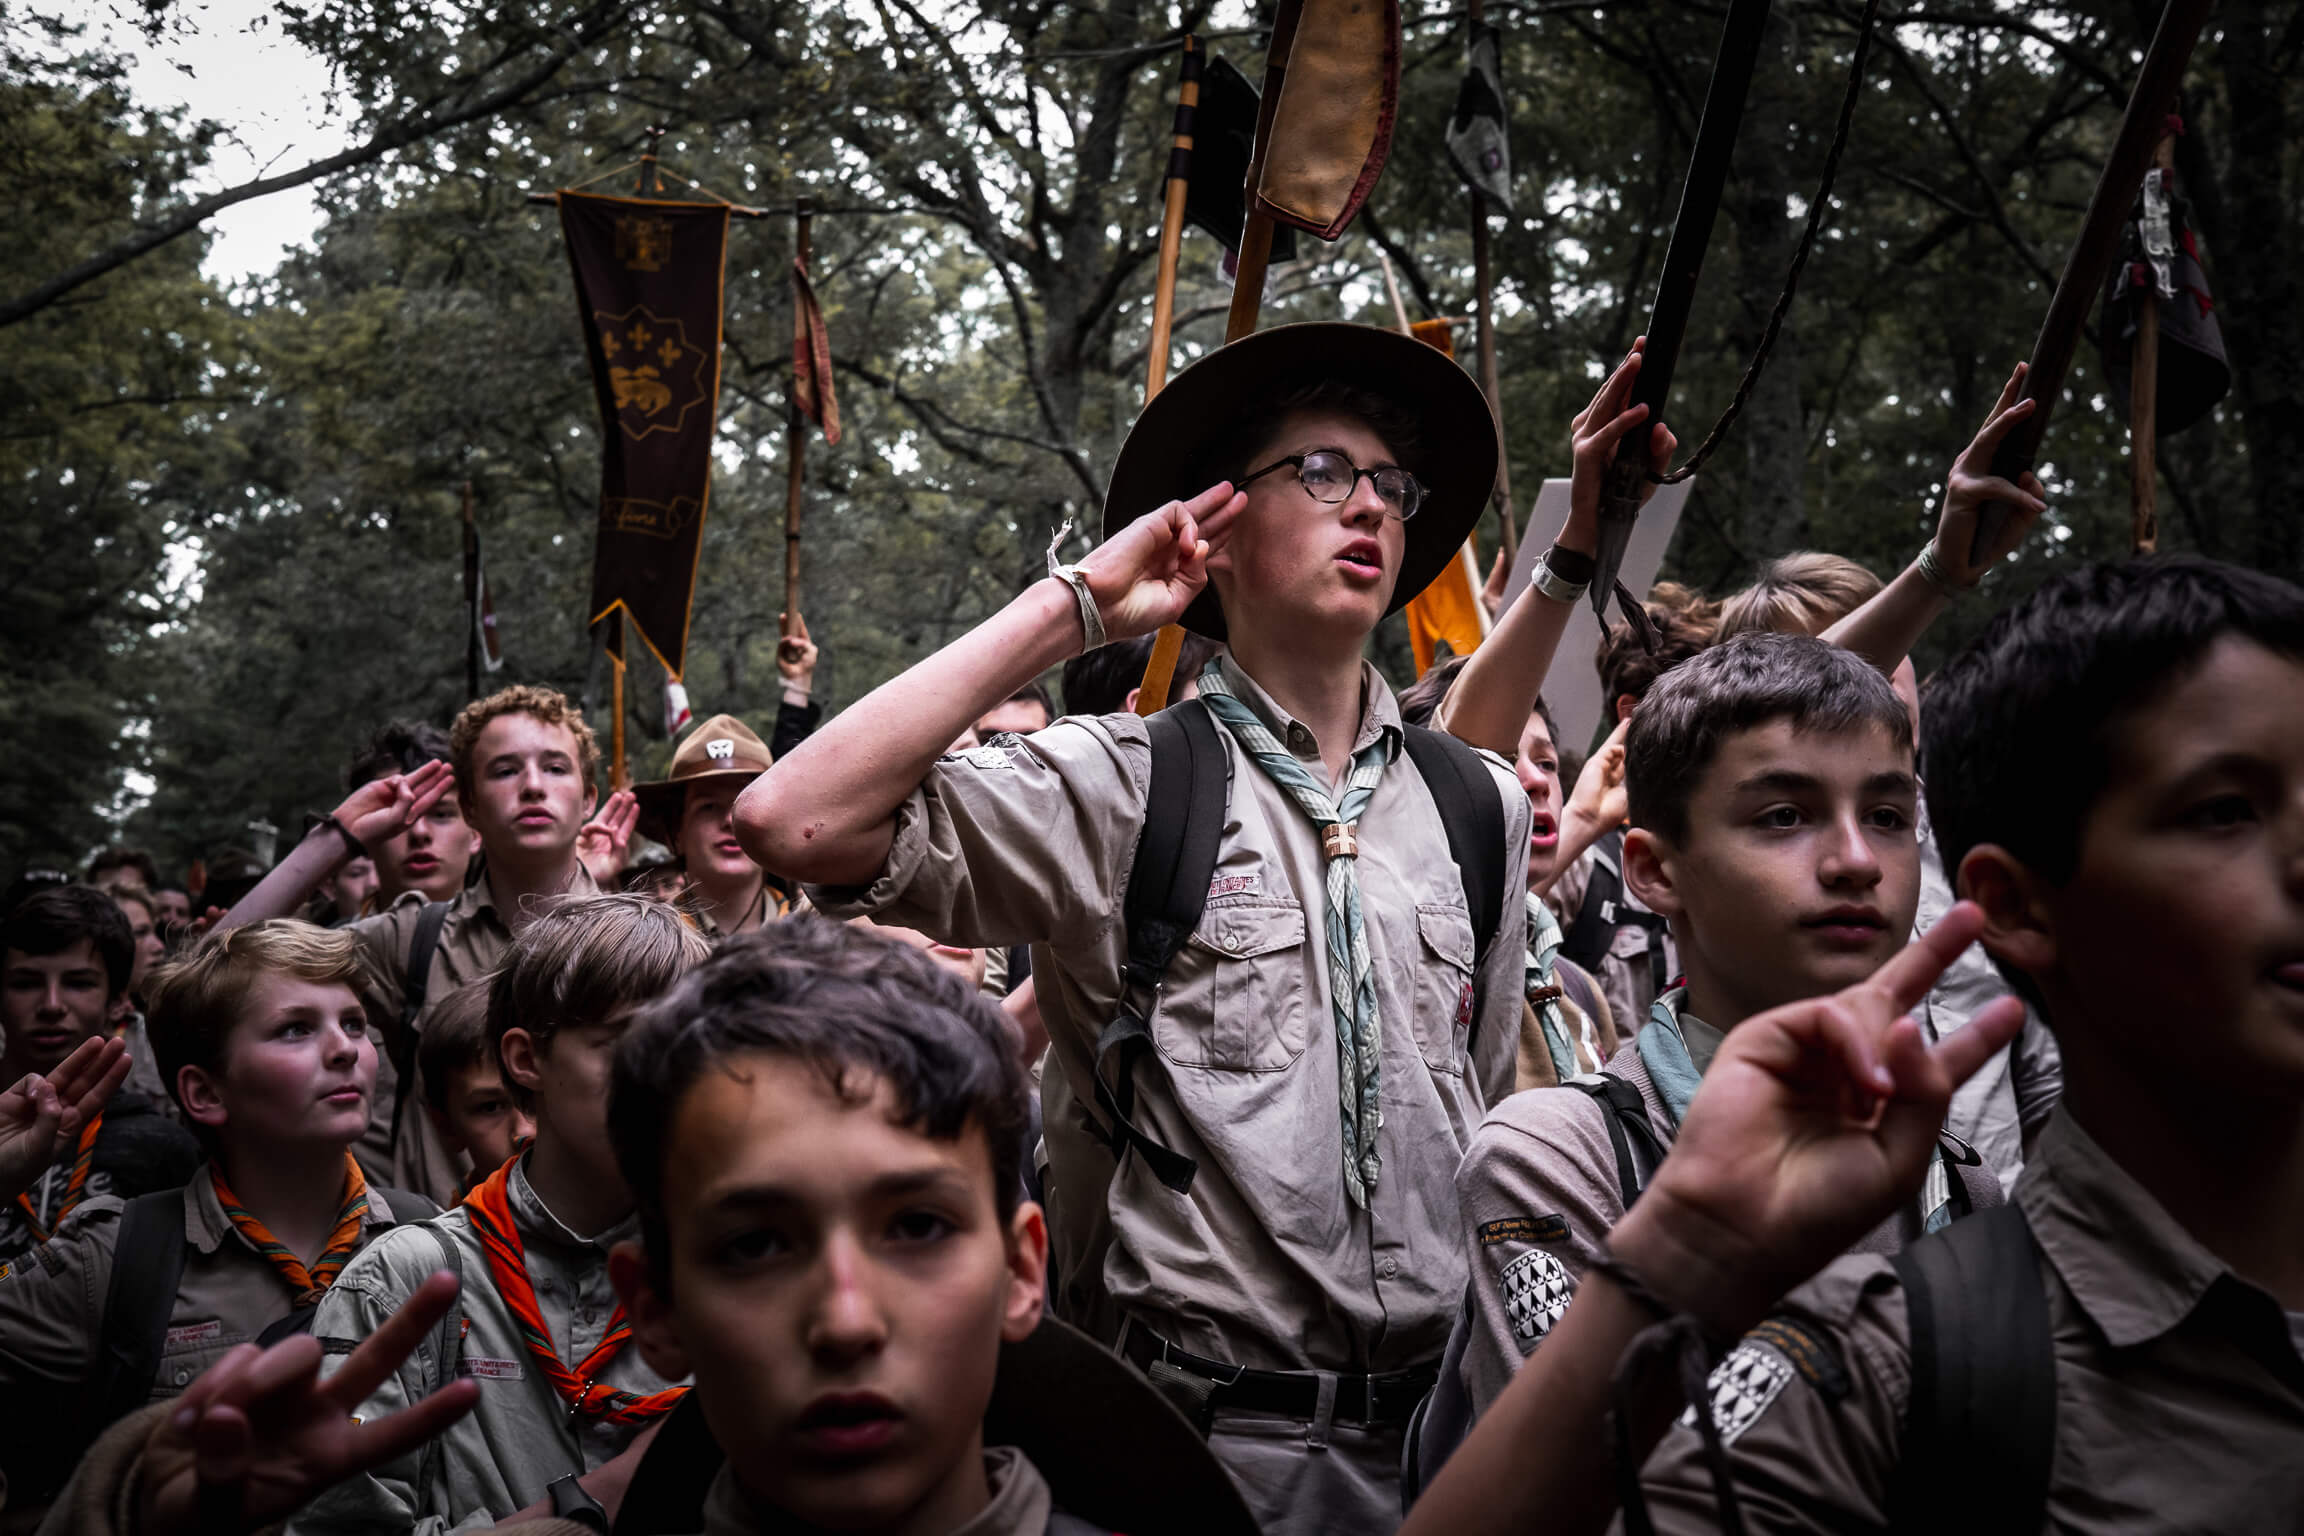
[1236,450,1426,522]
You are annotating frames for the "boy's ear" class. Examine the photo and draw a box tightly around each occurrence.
[1615,694,1638,724]
[610,1239,692,1382]
[1620,826,1684,921]
[175,1064,228,1133]
[1001,1202,1049,1344]
[499,1028,544,1095]
[1957,843,2058,978]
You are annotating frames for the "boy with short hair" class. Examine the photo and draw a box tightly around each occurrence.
[289,892,708,1536]
[417,981,532,1189]
[345,719,481,909]
[1625,556,2304,1530]
[1435,632,2001,1439]
[0,887,198,1262]
[0,919,431,1511]
[1058,631,1222,717]
[224,684,607,1203]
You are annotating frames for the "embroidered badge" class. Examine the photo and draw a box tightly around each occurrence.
[1500,1248,1574,1348]
[458,1356,525,1380]
[1456,981,1477,1027]
[1680,1341,1795,1443]
[165,1320,223,1347]
[960,745,1016,770]
[704,737,736,762]
[0,1262,14,1283]
[1209,872,1260,899]
[1479,1214,1570,1247]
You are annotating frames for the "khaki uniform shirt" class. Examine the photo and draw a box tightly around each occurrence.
[809,658,1529,1374]
[1635,1109,2304,1532]
[348,866,599,1204]
[289,1155,681,1536]
[1453,997,2000,1422]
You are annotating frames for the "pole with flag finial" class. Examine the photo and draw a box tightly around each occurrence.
[1134,36,1203,716]
[785,200,813,643]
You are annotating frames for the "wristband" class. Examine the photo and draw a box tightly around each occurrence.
[1044,519,1107,652]
[1532,550,1593,606]
[307,813,367,863]
[1914,540,1973,599]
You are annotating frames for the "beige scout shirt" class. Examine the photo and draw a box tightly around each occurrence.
[1633,1108,2304,1533]
[1452,997,2000,1423]
[348,866,599,1203]
[289,1156,682,1536]
[810,657,1529,1375]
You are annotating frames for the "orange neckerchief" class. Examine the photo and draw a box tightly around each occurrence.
[210,1153,370,1306]
[13,1112,101,1243]
[462,1160,686,1425]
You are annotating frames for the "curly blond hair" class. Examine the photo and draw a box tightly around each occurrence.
[448,684,603,797]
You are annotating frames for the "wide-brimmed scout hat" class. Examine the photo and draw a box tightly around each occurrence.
[1102,320,1500,641]
[632,713,771,846]
[612,1316,1259,1536]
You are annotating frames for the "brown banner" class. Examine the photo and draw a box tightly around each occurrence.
[561,190,732,678]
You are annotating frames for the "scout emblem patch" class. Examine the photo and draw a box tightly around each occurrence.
[705,737,736,762]
[1682,1340,1795,1444]
[1500,1247,1573,1347]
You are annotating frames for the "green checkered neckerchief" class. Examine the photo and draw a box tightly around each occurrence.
[1194,659,1399,1207]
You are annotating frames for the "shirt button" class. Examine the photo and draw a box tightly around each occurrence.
[174,1369,191,1386]
[1379,1258,1398,1279]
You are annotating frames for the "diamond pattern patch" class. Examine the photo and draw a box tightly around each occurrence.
[1501,1247,1574,1348]
[1678,1341,1795,1444]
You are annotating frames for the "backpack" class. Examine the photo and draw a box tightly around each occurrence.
[384,900,455,1149]
[1087,701,1511,1194]
[88,1182,440,1447]
[1558,828,1670,998]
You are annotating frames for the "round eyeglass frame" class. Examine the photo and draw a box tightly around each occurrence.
[1235,450,1426,521]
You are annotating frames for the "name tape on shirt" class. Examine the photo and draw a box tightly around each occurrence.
[458,1356,526,1381]
[1479,1213,1571,1247]
[165,1320,224,1348]
[1209,872,1260,899]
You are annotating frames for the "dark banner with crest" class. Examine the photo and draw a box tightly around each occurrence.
[560,189,731,677]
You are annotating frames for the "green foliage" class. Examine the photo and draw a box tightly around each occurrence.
[10,0,2301,880]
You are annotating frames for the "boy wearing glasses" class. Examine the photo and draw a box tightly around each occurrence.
[739,323,1628,1535]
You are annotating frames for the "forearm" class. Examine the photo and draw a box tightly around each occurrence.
[1822,561,1947,676]
[219,828,349,932]
[1438,512,1598,754]
[736,579,1085,884]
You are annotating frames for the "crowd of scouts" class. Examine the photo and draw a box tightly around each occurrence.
[0,320,2297,1536]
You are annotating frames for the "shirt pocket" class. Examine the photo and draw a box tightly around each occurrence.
[152,1320,249,1398]
[1411,901,1478,1075]
[1151,899,1312,1072]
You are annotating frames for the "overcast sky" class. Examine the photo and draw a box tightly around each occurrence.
[62,0,350,286]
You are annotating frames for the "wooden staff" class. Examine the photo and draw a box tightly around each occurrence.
[1468,0,1516,568]
[2130,132,2177,555]
[461,480,480,702]
[1136,37,1207,717]
[1971,0,2215,559]
[785,201,812,642]
[608,611,629,790]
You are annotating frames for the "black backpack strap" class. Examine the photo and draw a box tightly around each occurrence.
[1887,1203,2056,1535]
[388,901,454,1147]
[95,1188,191,1427]
[1566,1076,1667,1209]
[1398,725,1509,974]
[1559,828,1624,973]
[1092,704,1227,1195]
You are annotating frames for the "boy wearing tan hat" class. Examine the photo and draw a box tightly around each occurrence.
[737,322,1532,1534]
[633,714,789,939]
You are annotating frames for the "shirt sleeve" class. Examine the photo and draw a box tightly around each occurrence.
[0,1202,113,1494]
[804,716,1151,953]
[1631,1257,1909,1534]
[2011,1015,2064,1135]
[769,697,822,761]
[1472,750,1532,1108]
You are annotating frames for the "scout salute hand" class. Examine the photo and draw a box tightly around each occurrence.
[0,1034,130,1204]
[1405,902,2024,1536]
[132,1270,480,1536]
[734,482,1243,888]
[213,759,454,933]
[577,788,641,886]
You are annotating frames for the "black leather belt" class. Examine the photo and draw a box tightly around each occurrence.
[1121,1327,1437,1426]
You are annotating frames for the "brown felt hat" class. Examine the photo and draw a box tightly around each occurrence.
[1102,321,1500,641]
[632,713,771,847]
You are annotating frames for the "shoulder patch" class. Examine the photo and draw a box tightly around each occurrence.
[1479,1214,1570,1247]
[958,745,1017,771]
[0,1261,13,1283]
[1747,1314,1850,1402]
[1500,1247,1574,1348]
[1680,1340,1796,1444]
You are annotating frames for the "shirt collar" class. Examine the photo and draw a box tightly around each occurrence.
[701,1446,1050,1536]
[2016,1108,2233,1348]
[507,1151,641,1252]
[1213,654,1401,762]
[467,860,600,928]
[187,1157,399,1257]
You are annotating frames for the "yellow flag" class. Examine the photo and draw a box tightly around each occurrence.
[1406,538,1491,677]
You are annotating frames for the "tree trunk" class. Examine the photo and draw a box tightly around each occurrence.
[1727,5,1808,563]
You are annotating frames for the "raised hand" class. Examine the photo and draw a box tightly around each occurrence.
[333,761,455,857]
[0,1036,130,1204]
[1568,338,1678,532]
[776,610,819,688]
[578,789,641,884]
[1077,481,1246,644]
[1930,362,2050,586]
[1564,717,1631,840]
[135,1270,480,1536]
[1612,902,2026,1337]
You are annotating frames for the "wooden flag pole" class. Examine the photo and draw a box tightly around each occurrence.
[2130,131,2176,556]
[785,201,813,642]
[1467,0,1516,569]
[461,480,480,702]
[608,613,629,791]
[1136,36,1207,717]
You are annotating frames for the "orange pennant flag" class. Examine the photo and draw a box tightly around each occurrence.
[792,258,841,446]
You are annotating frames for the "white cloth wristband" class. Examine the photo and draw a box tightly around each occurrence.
[1046,518,1107,652]
[1531,553,1591,606]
